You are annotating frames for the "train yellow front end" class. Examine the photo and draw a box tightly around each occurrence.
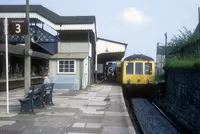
[121,54,156,98]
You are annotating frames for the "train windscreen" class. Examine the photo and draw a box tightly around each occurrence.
[126,63,133,74]
[135,62,143,75]
[145,63,152,74]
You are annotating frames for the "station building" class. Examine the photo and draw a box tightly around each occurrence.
[0,5,128,90]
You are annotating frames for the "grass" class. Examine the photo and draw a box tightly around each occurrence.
[164,58,200,69]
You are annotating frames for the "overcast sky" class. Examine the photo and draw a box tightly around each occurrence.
[1,0,200,60]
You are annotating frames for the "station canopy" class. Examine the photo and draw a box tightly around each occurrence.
[97,52,125,63]
[96,38,128,64]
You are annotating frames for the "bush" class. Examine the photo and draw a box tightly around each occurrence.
[156,74,165,83]
[167,27,198,58]
[163,58,200,69]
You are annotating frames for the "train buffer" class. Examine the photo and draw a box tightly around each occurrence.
[0,83,136,134]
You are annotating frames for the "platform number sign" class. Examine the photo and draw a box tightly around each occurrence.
[8,18,28,35]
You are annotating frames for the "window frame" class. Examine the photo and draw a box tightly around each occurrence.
[135,62,143,75]
[126,62,134,75]
[116,66,122,73]
[145,62,152,75]
[57,59,76,74]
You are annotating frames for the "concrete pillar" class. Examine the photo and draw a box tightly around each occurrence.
[24,0,31,97]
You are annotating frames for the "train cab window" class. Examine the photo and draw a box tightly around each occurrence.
[145,63,152,74]
[126,63,133,74]
[117,67,121,72]
[135,63,143,75]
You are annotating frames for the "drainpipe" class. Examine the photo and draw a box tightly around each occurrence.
[88,31,91,85]
[88,56,91,86]
[164,33,167,60]
[95,52,98,83]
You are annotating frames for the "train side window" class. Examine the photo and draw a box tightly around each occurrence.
[145,63,152,75]
[135,62,143,75]
[126,63,133,74]
[117,67,121,72]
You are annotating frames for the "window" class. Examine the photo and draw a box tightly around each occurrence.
[58,60,75,73]
[135,62,143,75]
[145,63,152,75]
[126,63,133,74]
[116,67,121,72]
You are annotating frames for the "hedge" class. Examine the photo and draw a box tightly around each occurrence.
[163,58,200,69]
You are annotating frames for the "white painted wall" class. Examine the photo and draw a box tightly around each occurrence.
[97,64,103,73]
[58,42,89,53]
[96,39,126,54]
[49,59,81,78]
[89,42,92,57]
[156,54,165,68]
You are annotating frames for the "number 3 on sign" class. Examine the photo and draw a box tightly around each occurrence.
[15,24,21,33]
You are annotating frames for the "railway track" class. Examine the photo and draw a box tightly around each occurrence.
[150,100,194,134]
[128,97,191,134]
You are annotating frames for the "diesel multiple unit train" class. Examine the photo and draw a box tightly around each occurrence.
[115,54,156,98]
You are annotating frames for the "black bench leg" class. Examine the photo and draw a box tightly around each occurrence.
[34,97,45,108]
[44,94,54,105]
[19,99,35,114]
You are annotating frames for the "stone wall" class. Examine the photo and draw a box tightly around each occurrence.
[165,68,200,133]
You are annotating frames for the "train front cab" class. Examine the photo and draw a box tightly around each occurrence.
[121,60,156,98]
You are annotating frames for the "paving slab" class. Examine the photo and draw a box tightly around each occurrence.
[72,122,86,128]
[76,116,104,123]
[86,123,101,128]
[0,83,135,134]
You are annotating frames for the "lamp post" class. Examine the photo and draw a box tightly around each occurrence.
[198,7,200,38]
[24,0,31,97]
[164,33,168,60]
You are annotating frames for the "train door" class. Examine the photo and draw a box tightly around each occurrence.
[122,61,134,84]
[134,62,144,84]
[116,62,122,82]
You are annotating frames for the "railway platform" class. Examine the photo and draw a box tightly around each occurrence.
[0,83,135,134]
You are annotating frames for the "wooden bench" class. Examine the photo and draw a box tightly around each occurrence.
[18,86,35,114]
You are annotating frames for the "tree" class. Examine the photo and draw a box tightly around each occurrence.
[168,26,198,58]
